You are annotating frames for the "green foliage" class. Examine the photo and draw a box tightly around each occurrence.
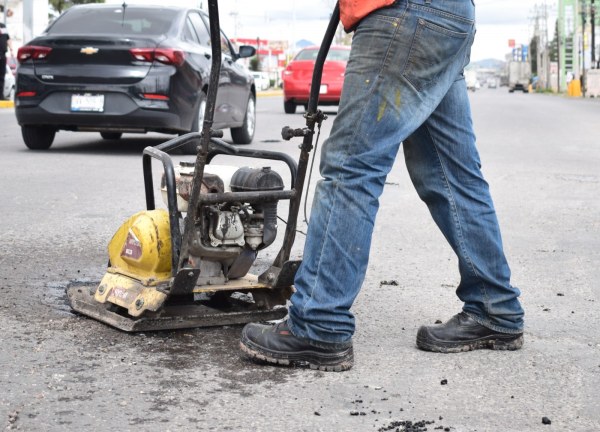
[530,35,538,75]
[249,55,260,72]
[50,0,105,15]
[548,21,559,63]
[535,87,555,94]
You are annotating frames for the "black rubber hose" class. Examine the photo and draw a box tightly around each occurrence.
[306,3,340,114]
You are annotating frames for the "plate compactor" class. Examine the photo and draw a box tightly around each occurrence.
[66,0,341,332]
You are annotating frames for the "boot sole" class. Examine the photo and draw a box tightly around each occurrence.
[239,337,354,372]
[416,329,524,353]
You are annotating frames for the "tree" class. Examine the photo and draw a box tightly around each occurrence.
[50,0,105,15]
[548,20,559,63]
[249,55,260,71]
[529,35,538,75]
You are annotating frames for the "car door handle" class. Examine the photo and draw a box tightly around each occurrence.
[204,53,211,60]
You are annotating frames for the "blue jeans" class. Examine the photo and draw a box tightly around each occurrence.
[287,0,525,344]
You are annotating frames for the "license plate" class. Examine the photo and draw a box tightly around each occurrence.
[319,84,328,94]
[71,94,104,112]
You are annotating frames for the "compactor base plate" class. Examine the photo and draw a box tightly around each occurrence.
[67,284,288,332]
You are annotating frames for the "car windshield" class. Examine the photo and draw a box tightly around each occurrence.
[295,48,350,61]
[47,7,177,36]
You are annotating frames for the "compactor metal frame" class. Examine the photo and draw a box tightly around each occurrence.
[67,0,341,331]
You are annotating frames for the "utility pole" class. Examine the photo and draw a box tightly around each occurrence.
[592,0,597,67]
[533,2,551,90]
[582,0,587,96]
[534,4,542,82]
[542,1,551,90]
[557,1,564,92]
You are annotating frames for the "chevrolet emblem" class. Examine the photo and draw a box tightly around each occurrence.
[80,47,99,55]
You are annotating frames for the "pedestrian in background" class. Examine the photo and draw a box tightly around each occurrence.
[0,22,14,100]
[240,0,525,371]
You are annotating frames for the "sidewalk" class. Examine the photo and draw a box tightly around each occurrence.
[0,100,14,108]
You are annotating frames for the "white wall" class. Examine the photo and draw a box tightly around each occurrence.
[22,0,49,43]
[3,0,49,48]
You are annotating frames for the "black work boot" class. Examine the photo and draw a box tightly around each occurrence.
[416,312,524,353]
[240,320,354,372]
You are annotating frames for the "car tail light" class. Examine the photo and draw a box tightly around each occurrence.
[130,48,185,66]
[17,46,52,63]
[17,91,37,97]
[142,93,169,101]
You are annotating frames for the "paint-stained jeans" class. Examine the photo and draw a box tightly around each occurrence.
[288,0,525,344]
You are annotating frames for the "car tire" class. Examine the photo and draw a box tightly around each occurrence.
[231,94,255,145]
[284,99,296,114]
[181,93,207,155]
[22,126,56,150]
[100,132,122,140]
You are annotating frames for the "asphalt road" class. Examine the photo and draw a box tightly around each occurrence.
[1,89,599,432]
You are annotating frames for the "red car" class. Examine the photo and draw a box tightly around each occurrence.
[282,45,350,114]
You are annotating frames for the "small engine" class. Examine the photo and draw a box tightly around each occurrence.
[161,162,284,285]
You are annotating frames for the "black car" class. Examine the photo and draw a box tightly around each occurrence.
[15,4,257,153]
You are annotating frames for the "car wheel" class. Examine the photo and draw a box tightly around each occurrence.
[100,132,122,140]
[181,93,207,155]
[231,94,255,145]
[284,99,296,114]
[22,126,56,150]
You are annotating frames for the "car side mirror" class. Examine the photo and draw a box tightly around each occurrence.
[237,45,256,59]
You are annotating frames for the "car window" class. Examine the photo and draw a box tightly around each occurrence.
[188,12,210,46]
[47,6,177,35]
[196,13,233,57]
[183,17,200,44]
[295,50,317,61]
[327,48,351,61]
[220,32,232,57]
[295,48,350,61]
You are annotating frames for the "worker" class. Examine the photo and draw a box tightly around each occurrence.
[0,21,13,100]
[240,0,524,371]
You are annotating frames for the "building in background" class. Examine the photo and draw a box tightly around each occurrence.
[231,37,287,87]
[557,0,599,95]
[2,0,49,52]
[559,0,579,92]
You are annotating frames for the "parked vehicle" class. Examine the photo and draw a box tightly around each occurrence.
[486,77,498,89]
[3,65,15,100]
[465,69,478,92]
[14,4,257,152]
[508,60,531,93]
[6,56,17,75]
[282,45,350,114]
[251,71,270,91]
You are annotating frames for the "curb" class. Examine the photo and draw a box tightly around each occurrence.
[257,90,283,98]
[0,100,14,108]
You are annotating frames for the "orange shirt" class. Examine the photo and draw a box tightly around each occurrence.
[339,0,396,31]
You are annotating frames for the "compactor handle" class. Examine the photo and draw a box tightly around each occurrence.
[281,126,311,141]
